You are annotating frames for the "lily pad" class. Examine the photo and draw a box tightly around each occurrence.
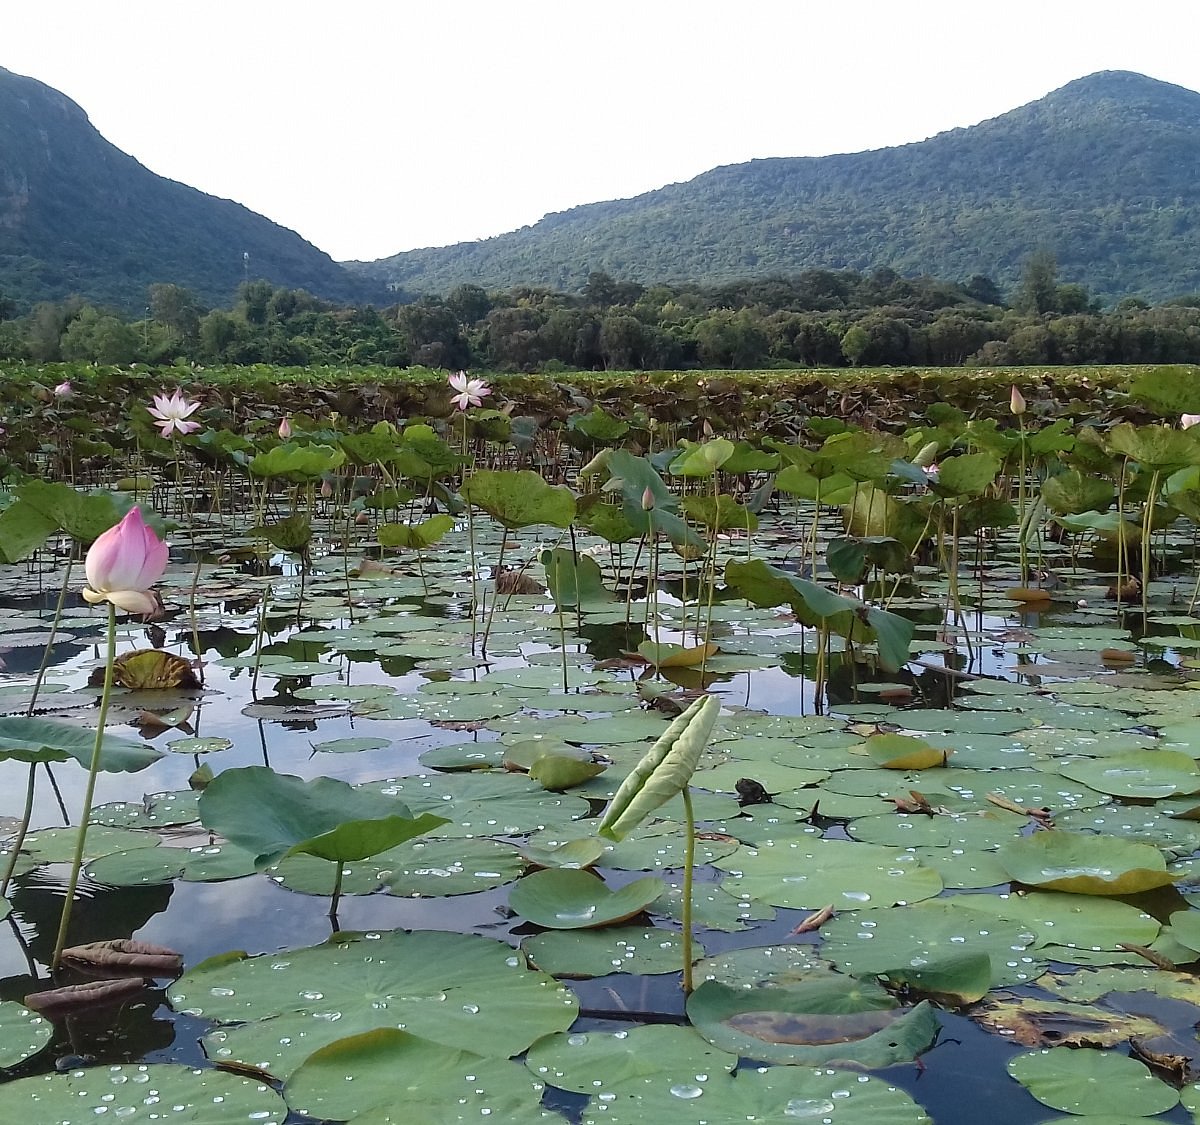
[686,978,937,1067]
[1007,1047,1178,1117]
[522,926,703,978]
[177,930,578,1068]
[0,1002,50,1068]
[508,869,664,929]
[0,1063,286,1124]
[380,838,525,897]
[997,831,1177,895]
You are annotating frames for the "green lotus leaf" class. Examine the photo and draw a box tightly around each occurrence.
[249,442,345,480]
[1059,750,1200,799]
[0,716,163,772]
[862,732,949,769]
[378,513,455,549]
[519,836,607,870]
[680,494,758,532]
[686,979,937,1067]
[598,694,720,840]
[1041,469,1114,515]
[462,469,576,529]
[0,1064,286,1124]
[929,452,1001,499]
[668,437,735,477]
[528,753,607,791]
[522,925,703,978]
[1106,422,1200,470]
[198,766,446,867]
[180,930,578,1069]
[1007,1047,1178,1117]
[379,837,524,897]
[508,869,664,928]
[526,1025,735,1096]
[997,831,1177,895]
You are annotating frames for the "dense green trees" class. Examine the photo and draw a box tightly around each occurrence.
[5,267,1200,372]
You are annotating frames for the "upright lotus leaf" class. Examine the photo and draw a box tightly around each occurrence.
[256,514,312,553]
[605,449,677,515]
[724,558,914,672]
[568,406,629,445]
[777,464,856,503]
[1041,470,1115,515]
[843,485,927,549]
[462,470,576,529]
[378,514,455,549]
[1130,364,1200,416]
[817,430,902,483]
[575,494,639,543]
[680,494,758,533]
[198,766,447,867]
[0,717,163,772]
[14,479,125,543]
[249,443,346,481]
[826,536,909,583]
[1027,416,1076,457]
[541,548,615,608]
[668,437,735,477]
[599,694,720,841]
[0,500,56,564]
[929,452,1001,500]
[722,440,781,474]
[1105,423,1200,470]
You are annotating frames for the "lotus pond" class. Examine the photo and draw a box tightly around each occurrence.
[7,367,1200,1122]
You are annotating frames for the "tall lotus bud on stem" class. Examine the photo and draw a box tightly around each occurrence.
[278,416,292,440]
[641,487,656,511]
[320,478,334,499]
[82,508,169,615]
[1009,385,1026,416]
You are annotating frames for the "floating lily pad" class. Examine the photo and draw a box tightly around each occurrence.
[522,925,702,978]
[715,837,943,910]
[177,930,578,1069]
[1059,750,1200,799]
[508,869,664,929]
[167,736,232,755]
[310,735,391,754]
[380,838,525,897]
[686,978,937,1067]
[1006,1048,1178,1117]
[997,832,1177,895]
[0,1002,50,1068]
[0,1063,286,1124]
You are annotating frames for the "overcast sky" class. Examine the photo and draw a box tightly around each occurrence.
[7,1,1200,262]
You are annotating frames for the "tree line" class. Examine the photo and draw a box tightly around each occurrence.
[2,254,1200,372]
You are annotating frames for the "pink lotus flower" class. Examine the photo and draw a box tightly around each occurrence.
[82,507,169,615]
[148,390,201,438]
[278,416,292,440]
[1183,415,1200,430]
[1009,385,1026,416]
[54,381,73,398]
[448,370,491,411]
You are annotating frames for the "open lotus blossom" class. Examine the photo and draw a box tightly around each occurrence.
[1183,414,1200,430]
[148,390,201,437]
[82,507,169,615]
[278,416,292,439]
[53,381,73,398]
[448,370,491,411]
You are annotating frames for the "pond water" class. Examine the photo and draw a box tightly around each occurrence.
[2,493,1200,1124]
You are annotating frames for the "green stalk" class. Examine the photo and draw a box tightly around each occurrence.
[1142,469,1160,619]
[680,787,697,995]
[51,603,117,969]
[1017,417,1028,586]
[0,764,37,898]
[27,556,73,714]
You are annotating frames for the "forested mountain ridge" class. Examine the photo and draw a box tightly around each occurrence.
[0,66,372,311]
[354,71,1200,304]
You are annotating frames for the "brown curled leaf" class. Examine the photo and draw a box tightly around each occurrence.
[25,977,145,1017]
[1118,942,1178,971]
[59,939,183,979]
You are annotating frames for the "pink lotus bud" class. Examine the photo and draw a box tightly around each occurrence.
[82,507,169,615]
[641,487,656,511]
[1009,385,1026,416]
[54,381,73,398]
[278,417,292,440]
[320,479,334,499]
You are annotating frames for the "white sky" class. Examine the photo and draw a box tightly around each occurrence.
[6,1,1200,262]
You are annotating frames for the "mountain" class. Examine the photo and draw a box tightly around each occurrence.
[0,66,371,312]
[354,71,1200,304]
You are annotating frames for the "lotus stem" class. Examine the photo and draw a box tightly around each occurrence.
[51,602,117,970]
[27,555,73,715]
[0,763,37,898]
[329,860,345,928]
[1017,416,1028,586]
[1142,469,1160,619]
[680,786,697,995]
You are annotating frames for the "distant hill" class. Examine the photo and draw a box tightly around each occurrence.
[353,71,1200,304]
[0,67,372,312]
